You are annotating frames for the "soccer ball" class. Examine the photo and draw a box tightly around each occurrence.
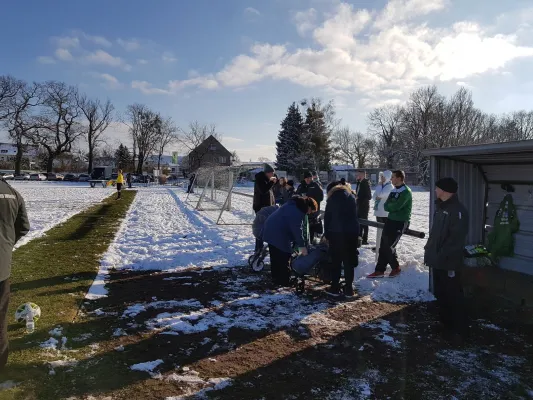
[15,302,41,324]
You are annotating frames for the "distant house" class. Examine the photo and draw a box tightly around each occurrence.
[188,135,232,171]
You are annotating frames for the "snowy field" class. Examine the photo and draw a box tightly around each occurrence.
[9,182,112,248]
[88,185,433,303]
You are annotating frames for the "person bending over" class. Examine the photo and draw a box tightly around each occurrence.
[262,196,317,287]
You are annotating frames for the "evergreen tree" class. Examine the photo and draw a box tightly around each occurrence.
[300,99,333,172]
[275,102,304,175]
[114,144,132,170]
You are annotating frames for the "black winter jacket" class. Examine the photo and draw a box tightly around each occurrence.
[0,180,30,282]
[355,178,371,205]
[424,194,469,271]
[296,181,324,204]
[253,171,275,212]
[324,184,360,239]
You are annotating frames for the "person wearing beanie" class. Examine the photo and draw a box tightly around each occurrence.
[368,170,412,278]
[253,164,277,252]
[262,196,317,287]
[296,171,324,242]
[424,177,470,342]
[355,170,372,245]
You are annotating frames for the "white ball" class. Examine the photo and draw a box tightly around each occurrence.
[15,302,41,324]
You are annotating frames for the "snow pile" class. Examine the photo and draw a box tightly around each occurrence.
[122,299,204,318]
[11,182,110,248]
[48,326,63,337]
[161,369,233,400]
[130,359,164,373]
[361,319,403,349]
[40,337,59,351]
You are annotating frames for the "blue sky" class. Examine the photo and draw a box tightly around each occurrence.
[2,0,533,161]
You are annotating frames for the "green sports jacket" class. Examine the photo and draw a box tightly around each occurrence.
[384,184,412,222]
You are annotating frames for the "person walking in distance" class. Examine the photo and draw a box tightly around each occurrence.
[424,177,470,341]
[355,170,372,245]
[323,181,360,298]
[372,171,393,251]
[367,170,412,278]
[253,164,277,253]
[0,176,30,370]
[115,169,124,200]
[126,172,132,189]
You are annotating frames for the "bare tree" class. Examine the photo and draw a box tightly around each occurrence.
[4,81,42,174]
[76,94,114,174]
[155,117,178,170]
[367,105,403,169]
[258,156,270,162]
[25,81,83,172]
[332,127,358,167]
[126,104,162,174]
[0,75,24,120]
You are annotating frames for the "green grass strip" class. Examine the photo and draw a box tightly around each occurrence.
[0,190,136,399]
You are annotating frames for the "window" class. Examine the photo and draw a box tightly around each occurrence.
[0,150,8,154]
[219,156,226,163]
[209,145,217,151]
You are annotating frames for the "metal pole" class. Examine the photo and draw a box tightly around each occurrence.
[210,170,214,201]
[227,171,233,210]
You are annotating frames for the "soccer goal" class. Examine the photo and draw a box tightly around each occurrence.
[185,165,255,225]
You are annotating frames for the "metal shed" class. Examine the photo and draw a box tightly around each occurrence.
[424,140,533,302]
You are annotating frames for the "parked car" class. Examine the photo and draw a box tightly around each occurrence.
[55,173,64,181]
[30,173,47,181]
[78,174,90,182]
[1,173,14,180]
[63,173,79,182]
[14,173,30,181]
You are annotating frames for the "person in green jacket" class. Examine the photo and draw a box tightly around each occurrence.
[368,170,412,278]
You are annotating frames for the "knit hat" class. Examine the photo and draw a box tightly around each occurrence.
[436,177,458,194]
[264,164,275,174]
[303,171,312,179]
[340,178,346,185]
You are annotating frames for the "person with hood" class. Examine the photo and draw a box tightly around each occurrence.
[297,171,324,241]
[424,177,470,341]
[368,170,412,278]
[0,177,30,370]
[324,181,360,297]
[253,164,277,252]
[263,196,318,286]
[355,170,372,245]
[372,170,394,251]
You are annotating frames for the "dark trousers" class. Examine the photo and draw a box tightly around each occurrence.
[328,233,359,287]
[268,245,291,286]
[376,219,409,272]
[309,210,323,241]
[0,279,9,370]
[187,183,194,193]
[127,181,132,188]
[116,183,122,199]
[433,269,469,335]
[358,202,370,242]
[376,216,388,224]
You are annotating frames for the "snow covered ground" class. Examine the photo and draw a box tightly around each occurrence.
[9,182,112,248]
[88,184,433,302]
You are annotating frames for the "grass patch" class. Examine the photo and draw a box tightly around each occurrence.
[0,190,136,400]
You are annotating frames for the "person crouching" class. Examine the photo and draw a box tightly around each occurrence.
[262,196,318,287]
[324,181,360,297]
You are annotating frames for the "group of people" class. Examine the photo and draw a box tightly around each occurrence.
[252,164,471,339]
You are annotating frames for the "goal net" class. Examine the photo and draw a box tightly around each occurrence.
[185,165,255,225]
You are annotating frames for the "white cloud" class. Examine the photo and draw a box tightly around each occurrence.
[244,7,260,16]
[55,48,74,61]
[223,136,244,143]
[54,36,80,48]
[117,38,141,51]
[293,8,318,37]
[162,52,177,63]
[154,0,533,104]
[131,81,171,95]
[93,73,123,89]
[83,33,112,47]
[84,50,131,71]
[37,56,56,64]
[137,59,148,65]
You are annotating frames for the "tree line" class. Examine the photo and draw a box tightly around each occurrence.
[0,75,226,175]
[276,85,533,183]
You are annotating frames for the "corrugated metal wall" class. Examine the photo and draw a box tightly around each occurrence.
[430,158,486,244]
[484,165,533,275]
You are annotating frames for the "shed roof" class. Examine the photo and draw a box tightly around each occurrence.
[423,139,533,165]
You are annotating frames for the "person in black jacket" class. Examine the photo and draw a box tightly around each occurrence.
[0,178,30,370]
[253,164,277,251]
[324,181,360,298]
[424,177,470,341]
[187,173,196,193]
[297,171,324,241]
[355,170,372,245]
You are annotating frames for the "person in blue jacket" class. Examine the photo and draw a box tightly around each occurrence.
[263,196,318,287]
